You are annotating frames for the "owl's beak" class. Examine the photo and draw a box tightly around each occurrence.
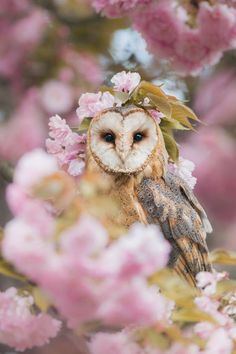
[117,148,129,163]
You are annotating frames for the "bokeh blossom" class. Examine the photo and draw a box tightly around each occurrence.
[40,80,74,115]
[2,151,173,331]
[92,0,236,75]
[111,71,141,93]
[3,209,173,329]
[13,148,58,189]
[0,287,61,351]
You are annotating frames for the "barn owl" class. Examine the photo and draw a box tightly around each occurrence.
[86,106,212,285]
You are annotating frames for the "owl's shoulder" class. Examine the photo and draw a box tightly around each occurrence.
[137,171,212,238]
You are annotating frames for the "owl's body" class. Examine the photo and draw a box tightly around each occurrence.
[86,107,212,285]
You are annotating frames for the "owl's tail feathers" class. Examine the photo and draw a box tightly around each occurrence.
[168,238,212,287]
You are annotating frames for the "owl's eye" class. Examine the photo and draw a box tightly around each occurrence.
[102,132,116,143]
[133,132,144,143]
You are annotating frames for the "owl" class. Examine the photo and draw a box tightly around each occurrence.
[86,106,212,286]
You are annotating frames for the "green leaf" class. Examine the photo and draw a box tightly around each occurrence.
[78,117,91,132]
[216,279,236,295]
[135,328,170,350]
[210,249,236,265]
[162,132,179,162]
[133,80,168,101]
[149,268,198,306]
[161,118,189,131]
[32,287,50,312]
[146,93,172,119]
[0,259,25,281]
[170,101,200,122]
[172,308,213,323]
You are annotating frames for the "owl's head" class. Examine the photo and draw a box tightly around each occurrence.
[87,107,161,174]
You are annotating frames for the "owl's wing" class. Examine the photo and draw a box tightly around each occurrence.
[137,172,212,286]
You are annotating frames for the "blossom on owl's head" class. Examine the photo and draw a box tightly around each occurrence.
[76,91,116,123]
[111,71,141,93]
[46,70,199,178]
[75,71,142,123]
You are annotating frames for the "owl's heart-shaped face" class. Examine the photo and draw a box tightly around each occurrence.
[88,108,158,174]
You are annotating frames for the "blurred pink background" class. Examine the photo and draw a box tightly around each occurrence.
[0,1,236,353]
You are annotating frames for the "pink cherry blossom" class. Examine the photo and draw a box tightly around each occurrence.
[174,29,209,75]
[198,2,236,51]
[60,215,108,257]
[194,294,236,350]
[75,52,104,85]
[131,0,236,75]
[132,0,185,58]
[91,0,152,18]
[196,271,228,295]
[61,47,104,86]
[89,332,144,354]
[76,91,116,122]
[148,109,164,124]
[169,157,197,190]
[194,322,215,341]
[14,148,58,190]
[67,159,85,176]
[0,89,46,162]
[0,287,61,351]
[195,296,229,326]
[168,342,200,354]
[111,71,141,93]
[12,9,50,46]
[204,328,233,354]
[101,223,170,278]
[48,114,72,141]
[40,80,74,114]
[3,213,173,329]
[46,115,86,176]
[6,183,54,237]
[98,279,174,327]
[2,218,56,279]
[0,0,30,14]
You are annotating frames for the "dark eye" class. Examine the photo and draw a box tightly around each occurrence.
[103,132,115,143]
[133,132,144,143]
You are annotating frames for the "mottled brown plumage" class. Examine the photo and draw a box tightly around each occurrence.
[86,106,212,285]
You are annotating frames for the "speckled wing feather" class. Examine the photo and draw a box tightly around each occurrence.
[137,172,212,286]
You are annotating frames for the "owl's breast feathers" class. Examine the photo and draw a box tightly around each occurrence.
[137,172,212,286]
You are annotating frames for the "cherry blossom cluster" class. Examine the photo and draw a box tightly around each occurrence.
[3,149,172,329]
[0,287,60,351]
[76,71,141,122]
[91,0,236,75]
[46,71,197,186]
[46,115,86,176]
[90,270,236,354]
[1,147,236,352]
[1,149,175,348]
